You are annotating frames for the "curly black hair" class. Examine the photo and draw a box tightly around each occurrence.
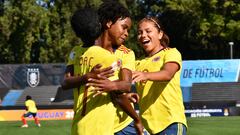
[26,95,32,100]
[98,0,130,31]
[71,7,101,47]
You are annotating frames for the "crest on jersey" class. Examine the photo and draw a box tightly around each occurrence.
[69,51,75,60]
[111,59,122,71]
[27,68,40,87]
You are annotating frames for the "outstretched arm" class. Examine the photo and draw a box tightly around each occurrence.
[88,68,143,134]
[113,68,143,135]
[132,62,180,83]
[111,92,143,135]
[94,68,143,135]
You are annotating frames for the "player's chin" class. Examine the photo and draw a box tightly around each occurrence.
[118,38,125,45]
[142,44,149,50]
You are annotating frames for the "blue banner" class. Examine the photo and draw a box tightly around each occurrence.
[180,59,240,87]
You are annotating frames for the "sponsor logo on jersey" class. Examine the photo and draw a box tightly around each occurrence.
[152,56,160,62]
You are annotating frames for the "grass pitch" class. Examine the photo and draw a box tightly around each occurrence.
[0,116,240,135]
[187,116,240,135]
[0,120,72,135]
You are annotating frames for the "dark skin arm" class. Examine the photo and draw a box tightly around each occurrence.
[113,68,143,135]
[62,64,143,134]
[86,68,132,92]
[61,64,114,90]
[88,68,144,135]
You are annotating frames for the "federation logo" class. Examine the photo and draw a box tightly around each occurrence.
[111,59,122,71]
[69,51,75,60]
[27,68,40,87]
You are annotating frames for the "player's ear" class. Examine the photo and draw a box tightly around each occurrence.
[158,30,163,40]
[106,21,113,28]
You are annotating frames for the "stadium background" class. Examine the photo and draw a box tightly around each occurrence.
[0,59,240,121]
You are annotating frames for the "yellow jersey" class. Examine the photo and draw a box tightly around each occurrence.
[25,100,37,113]
[113,45,135,132]
[71,46,121,135]
[67,45,88,112]
[67,45,88,66]
[135,48,187,134]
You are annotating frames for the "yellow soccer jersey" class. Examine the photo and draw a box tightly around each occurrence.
[115,45,135,71]
[67,45,88,66]
[113,45,135,132]
[135,48,187,134]
[72,46,121,135]
[25,100,37,113]
[66,45,88,113]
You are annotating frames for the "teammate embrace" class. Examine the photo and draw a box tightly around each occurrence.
[62,0,187,135]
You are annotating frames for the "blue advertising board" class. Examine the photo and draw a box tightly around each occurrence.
[180,59,240,102]
[180,59,240,87]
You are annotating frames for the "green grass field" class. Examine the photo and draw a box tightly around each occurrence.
[187,116,240,135]
[0,116,240,135]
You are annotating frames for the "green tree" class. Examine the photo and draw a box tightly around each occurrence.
[2,0,239,63]
[0,0,86,63]
[0,0,49,63]
[135,0,240,60]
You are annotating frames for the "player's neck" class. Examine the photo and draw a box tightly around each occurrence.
[98,34,114,53]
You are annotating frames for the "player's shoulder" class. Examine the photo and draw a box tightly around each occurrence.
[117,45,132,54]
[162,47,180,53]
[72,45,82,50]
[69,45,86,60]
[85,45,102,53]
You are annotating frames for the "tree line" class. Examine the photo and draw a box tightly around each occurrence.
[0,0,239,63]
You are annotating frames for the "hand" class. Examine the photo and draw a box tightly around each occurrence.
[86,64,114,81]
[132,71,148,83]
[86,78,116,92]
[90,88,104,98]
[124,93,139,103]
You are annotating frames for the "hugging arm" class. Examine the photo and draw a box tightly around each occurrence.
[61,64,114,90]
[88,68,143,135]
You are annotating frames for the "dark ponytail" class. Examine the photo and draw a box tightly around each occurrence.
[160,33,169,47]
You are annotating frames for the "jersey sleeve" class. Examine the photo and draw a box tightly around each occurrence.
[25,101,28,107]
[164,48,182,69]
[67,47,77,66]
[121,50,135,71]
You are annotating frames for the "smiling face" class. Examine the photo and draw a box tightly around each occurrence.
[108,17,132,47]
[137,19,163,56]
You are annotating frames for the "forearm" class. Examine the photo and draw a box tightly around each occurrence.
[145,70,173,81]
[111,80,131,92]
[112,93,141,122]
[61,75,87,90]
[133,62,179,83]
[113,68,132,92]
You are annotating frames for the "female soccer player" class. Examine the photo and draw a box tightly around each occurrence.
[132,17,187,135]
[61,2,143,135]
[21,95,41,128]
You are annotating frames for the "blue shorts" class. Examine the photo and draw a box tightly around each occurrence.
[115,121,148,135]
[153,123,187,135]
[23,112,37,118]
